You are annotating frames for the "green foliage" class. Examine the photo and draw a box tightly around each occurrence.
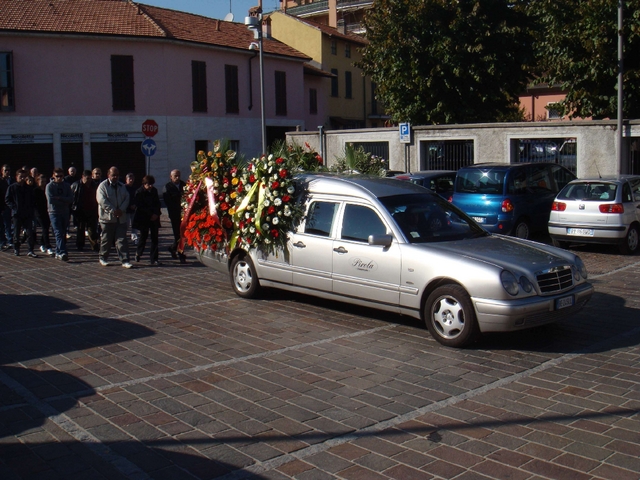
[527,0,640,119]
[270,140,327,172]
[331,144,389,176]
[358,0,535,125]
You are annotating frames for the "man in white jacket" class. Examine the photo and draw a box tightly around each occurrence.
[96,167,133,268]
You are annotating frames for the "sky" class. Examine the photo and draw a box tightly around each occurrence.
[140,0,282,21]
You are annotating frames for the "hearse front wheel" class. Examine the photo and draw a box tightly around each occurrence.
[424,284,478,348]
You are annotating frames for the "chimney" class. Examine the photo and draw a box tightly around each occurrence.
[328,0,337,28]
[337,19,346,35]
[263,16,272,38]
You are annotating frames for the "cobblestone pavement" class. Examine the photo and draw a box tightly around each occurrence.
[1,223,639,480]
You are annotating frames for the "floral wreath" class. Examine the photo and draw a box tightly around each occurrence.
[229,154,304,256]
[181,141,243,252]
[180,142,305,256]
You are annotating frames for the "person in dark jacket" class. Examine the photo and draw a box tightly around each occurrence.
[0,164,12,249]
[162,169,186,263]
[34,174,54,256]
[133,175,161,265]
[46,168,74,261]
[4,169,37,257]
[71,170,99,251]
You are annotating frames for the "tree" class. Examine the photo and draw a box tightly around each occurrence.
[358,0,535,125]
[528,0,640,119]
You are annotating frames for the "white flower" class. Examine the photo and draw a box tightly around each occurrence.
[264,238,271,244]
[245,212,251,219]
[287,186,295,194]
[263,199,270,207]
[274,198,282,206]
[272,217,279,225]
[250,226,255,233]
[262,223,269,231]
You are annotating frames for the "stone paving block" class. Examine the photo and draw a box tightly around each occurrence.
[522,458,593,480]
[471,459,532,480]
[591,462,640,480]
[337,464,389,480]
[552,452,601,473]
[419,458,465,479]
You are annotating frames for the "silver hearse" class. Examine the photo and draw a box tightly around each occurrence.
[200,174,593,347]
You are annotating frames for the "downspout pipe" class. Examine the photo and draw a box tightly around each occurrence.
[248,47,258,110]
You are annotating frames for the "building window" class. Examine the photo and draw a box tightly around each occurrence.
[331,39,337,55]
[0,52,14,112]
[192,61,207,112]
[275,71,287,116]
[345,44,351,58]
[309,88,318,115]
[111,55,135,111]
[345,71,352,99]
[547,103,562,120]
[331,68,338,97]
[225,65,239,114]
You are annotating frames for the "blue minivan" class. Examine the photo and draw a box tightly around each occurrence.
[450,162,576,239]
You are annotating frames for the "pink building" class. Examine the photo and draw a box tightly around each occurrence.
[0,0,326,181]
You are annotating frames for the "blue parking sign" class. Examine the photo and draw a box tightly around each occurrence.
[399,123,411,143]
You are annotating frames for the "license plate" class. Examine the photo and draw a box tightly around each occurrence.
[556,295,574,309]
[472,217,485,224]
[567,228,594,237]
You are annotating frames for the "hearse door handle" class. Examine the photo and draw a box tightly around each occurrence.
[292,241,306,248]
[333,246,348,254]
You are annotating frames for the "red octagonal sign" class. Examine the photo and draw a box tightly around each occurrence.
[142,119,158,137]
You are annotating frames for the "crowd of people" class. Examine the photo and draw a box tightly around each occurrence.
[0,163,187,268]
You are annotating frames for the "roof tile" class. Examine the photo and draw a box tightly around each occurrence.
[0,0,309,59]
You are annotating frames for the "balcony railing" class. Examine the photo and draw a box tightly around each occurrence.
[285,0,373,17]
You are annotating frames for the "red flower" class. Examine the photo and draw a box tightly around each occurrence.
[276,157,284,164]
[270,229,279,238]
[220,203,229,211]
[272,181,279,189]
[267,206,276,215]
[282,195,291,202]
[279,169,288,178]
[249,174,256,183]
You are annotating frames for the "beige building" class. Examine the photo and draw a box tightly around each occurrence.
[268,10,386,129]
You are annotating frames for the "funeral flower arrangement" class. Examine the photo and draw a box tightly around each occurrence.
[181,140,307,255]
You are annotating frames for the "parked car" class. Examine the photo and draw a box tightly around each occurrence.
[393,170,456,199]
[450,162,576,239]
[199,174,593,348]
[548,175,640,254]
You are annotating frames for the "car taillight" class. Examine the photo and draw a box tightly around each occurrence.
[599,203,624,214]
[552,201,566,211]
[501,199,514,213]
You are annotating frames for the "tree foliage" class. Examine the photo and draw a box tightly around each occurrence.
[358,0,535,124]
[528,0,640,119]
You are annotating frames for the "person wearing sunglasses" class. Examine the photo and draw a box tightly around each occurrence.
[45,168,74,261]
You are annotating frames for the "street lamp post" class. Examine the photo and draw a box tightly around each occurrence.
[617,0,624,169]
[245,10,267,155]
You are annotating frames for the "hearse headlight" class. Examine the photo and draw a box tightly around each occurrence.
[574,257,588,280]
[519,276,533,293]
[501,270,519,296]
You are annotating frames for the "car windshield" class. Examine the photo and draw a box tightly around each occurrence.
[455,169,506,194]
[558,182,618,201]
[379,193,488,244]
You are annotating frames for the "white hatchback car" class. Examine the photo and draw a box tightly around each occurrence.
[548,175,640,254]
[200,174,593,348]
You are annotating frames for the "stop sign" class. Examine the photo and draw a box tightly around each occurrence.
[142,119,158,137]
